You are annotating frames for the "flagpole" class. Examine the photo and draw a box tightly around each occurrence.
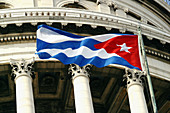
[138,26,158,113]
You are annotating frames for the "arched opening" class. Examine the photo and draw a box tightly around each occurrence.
[0,2,12,9]
[62,3,86,9]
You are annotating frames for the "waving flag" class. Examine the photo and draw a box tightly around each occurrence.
[36,25,142,70]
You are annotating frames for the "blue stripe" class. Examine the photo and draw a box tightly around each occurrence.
[36,38,100,51]
[38,24,84,39]
[36,52,140,70]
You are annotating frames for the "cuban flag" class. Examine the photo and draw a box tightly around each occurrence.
[36,25,142,70]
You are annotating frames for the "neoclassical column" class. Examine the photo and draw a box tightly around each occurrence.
[68,64,94,113]
[123,68,148,113]
[10,58,35,113]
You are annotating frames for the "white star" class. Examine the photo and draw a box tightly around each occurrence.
[116,43,132,53]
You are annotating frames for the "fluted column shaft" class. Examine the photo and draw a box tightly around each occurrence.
[68,64,94,113]
[123,69,148,113]
[10,59,35,113]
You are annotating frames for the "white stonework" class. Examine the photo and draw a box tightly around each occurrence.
[0,0,169,112]
[10,58,35,113]
[124,69,148,113]
[68,64,94,113]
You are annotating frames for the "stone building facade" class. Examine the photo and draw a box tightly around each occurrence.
[0,0,169,113]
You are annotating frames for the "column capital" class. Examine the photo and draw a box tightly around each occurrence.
[68,64,92,80]
[10,58,35,81]
[123,68,146,89]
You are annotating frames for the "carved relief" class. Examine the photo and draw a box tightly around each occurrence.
[38,72,59,94]
[68,64,92,78]
[10,58,35,80]
[123,68,146,88]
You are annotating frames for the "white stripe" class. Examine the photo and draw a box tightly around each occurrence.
[38,46,120,59]
[37,27,120,43]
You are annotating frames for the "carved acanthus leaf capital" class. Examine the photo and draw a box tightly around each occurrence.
[68,64,92,79]
[10,58,35,80]
[123,68,146,88]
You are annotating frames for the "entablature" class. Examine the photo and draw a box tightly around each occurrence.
[0,8,169,44]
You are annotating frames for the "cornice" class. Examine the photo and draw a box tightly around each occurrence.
[0,8,169,44]
[136,0,170,25]
[111,0,169,31]
[0,32,169,61]
[151,0,170,12]
[0,33,36,42]
[145,46,170,61]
